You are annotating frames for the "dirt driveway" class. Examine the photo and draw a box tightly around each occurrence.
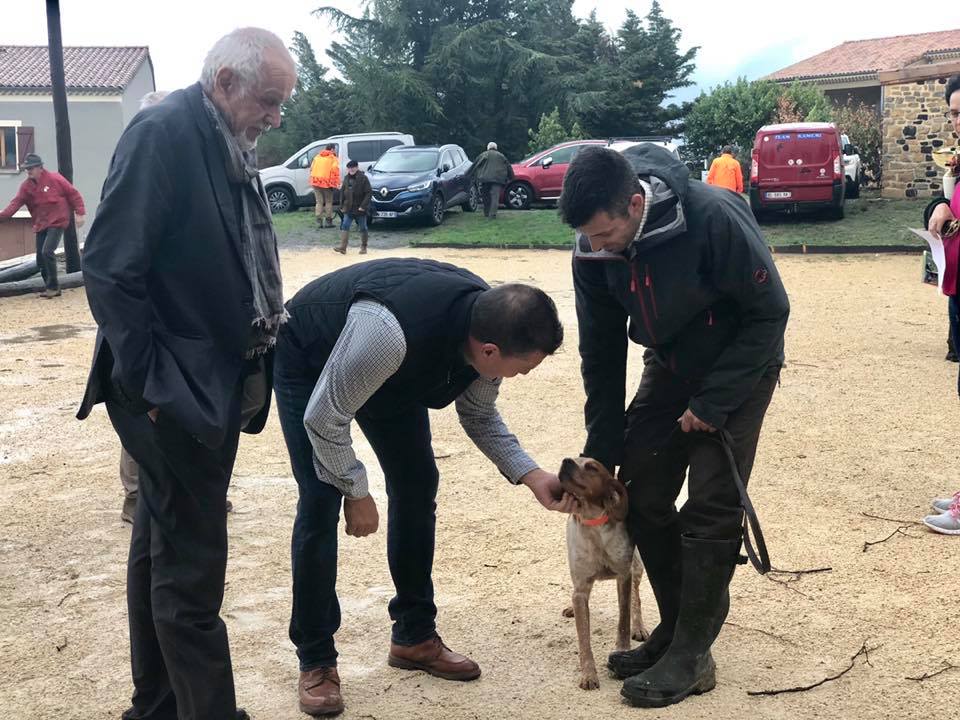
[0,247,956,719]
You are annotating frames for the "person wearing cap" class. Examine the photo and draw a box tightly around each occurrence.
[335,159,371,254]
[0,153,86,298]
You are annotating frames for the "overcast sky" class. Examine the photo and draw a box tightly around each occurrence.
[6,1,960,103]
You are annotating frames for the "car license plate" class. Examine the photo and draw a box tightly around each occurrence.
[375,211,398,218]
[765,191,791,199]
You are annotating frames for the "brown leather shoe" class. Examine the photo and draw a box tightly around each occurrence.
[388,635,481,681]
[298,666,344,716]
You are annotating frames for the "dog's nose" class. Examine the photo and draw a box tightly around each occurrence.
[559,458,577,478]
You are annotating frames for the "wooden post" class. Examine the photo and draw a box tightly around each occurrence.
[45,0,81,272]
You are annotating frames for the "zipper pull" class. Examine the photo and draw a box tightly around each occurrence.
[630,265,637,293]
[707,310,714,326]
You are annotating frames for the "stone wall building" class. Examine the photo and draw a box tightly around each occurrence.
[765,30,960,198]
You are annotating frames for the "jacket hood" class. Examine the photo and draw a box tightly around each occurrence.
[575,144,691,259]
[318,150,335,157]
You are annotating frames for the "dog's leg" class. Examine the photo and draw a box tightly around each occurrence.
[572,583,599,690]
[615,574,632,652]
[631,555,650,642]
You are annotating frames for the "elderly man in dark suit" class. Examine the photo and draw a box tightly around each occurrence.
[77,27,296,720]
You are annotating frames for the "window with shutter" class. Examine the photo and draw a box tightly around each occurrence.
[1,124,27,171]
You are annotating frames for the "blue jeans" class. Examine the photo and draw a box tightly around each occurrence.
[340,212,368,232]
[273,332,440,671]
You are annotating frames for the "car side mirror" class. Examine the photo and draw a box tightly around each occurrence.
[843,144,855,155]
[442,164,451,173]
[541,157,554,169]
[299,156,310,168]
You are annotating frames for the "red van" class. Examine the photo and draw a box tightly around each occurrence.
[749,122,845,219]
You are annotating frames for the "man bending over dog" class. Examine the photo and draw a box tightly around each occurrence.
[273,258,572,716]
[559,145,789,708]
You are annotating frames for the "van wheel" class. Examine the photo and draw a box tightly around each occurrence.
[845,176,860,199]
[267,186,294,213]
[828,204,845,221]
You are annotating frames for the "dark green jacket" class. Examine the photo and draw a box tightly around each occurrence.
[472,150,514,185]
[573,145,789,469]
[340,171,372,215]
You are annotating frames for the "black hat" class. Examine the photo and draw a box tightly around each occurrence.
[346,159,359,168]
[22,153,43,168]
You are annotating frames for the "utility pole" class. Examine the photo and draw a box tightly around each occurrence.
[46,0,81,272]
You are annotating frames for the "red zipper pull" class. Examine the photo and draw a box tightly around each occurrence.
[645,265,651,287]
[630,265,637,293]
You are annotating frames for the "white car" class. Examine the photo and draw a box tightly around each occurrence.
[840,133,864,199]
[260,132,415,213]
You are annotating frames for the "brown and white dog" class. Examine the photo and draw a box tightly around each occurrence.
[559,456,648,690]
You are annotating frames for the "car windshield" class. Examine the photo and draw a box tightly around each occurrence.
[371,150,439,173]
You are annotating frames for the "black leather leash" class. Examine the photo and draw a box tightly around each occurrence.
[714,428,771,574]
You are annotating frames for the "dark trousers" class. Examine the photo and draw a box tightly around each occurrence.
[949,296,960,394]
[274,346,440,671]
[619,358,779,543]
[36,227,63,290]
[107,389,242,720]
[480,182,502,218]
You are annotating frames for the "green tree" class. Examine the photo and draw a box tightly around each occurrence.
[682,78,780,163]
[527,106,586,153]
[773,81,833,123]
[832,100,882,185]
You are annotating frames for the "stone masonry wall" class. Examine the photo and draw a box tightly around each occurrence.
[882,77,959,198]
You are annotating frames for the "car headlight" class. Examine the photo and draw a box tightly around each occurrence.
[407,181,432,192]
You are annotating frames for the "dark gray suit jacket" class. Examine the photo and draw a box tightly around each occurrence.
[77,83,272,448]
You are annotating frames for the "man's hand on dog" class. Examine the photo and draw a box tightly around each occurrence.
[678,408,715,433]
[343,494,379,537]
[522,469,579,513]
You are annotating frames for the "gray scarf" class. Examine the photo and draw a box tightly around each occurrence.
[202,94,287,357]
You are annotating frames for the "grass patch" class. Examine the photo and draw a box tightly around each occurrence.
[272,193,931,250]
[409,208,573,248]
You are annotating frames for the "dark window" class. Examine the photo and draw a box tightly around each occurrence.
[1,126,19,171]
[541,145,577,165]
[347,140,381,163]
[380,139,403,155]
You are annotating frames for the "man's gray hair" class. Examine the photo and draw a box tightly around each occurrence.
[200,27,291,95]
[139,90,170,110]
[487,141,498,150]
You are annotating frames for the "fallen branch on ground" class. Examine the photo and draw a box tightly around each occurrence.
[769,565,832,576]
[724,621,798,646]
[862,525,918,552]
[860,511,924,526]
[748,641,876,696]
[906,661,959,682]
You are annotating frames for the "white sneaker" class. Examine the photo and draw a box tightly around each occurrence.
[923,504,960,535]
[931,491,960,513]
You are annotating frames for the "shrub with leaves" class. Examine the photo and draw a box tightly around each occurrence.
[831,100,882,186]
[527,107,586,154]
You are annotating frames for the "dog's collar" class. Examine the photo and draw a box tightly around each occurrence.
[577,513,609,527]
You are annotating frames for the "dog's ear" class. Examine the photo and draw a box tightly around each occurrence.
[604,478,629,522]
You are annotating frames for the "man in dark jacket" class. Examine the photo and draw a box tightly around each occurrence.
[77,27,296,720]
[470,142,514,219]
[559,145,789,708]
[335,159,372,254]
[273,258,572,716]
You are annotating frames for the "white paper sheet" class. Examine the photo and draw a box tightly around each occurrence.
[910,228,946,291]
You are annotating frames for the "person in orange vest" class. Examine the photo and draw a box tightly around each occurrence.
[310,144,341,227]
[706,146,743,194]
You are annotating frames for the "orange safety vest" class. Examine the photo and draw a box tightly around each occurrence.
[706,153,743,193]
[310,151,341,189]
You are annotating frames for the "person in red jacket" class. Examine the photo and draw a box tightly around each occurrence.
[0,153,86,297]
[706,146,744,194]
